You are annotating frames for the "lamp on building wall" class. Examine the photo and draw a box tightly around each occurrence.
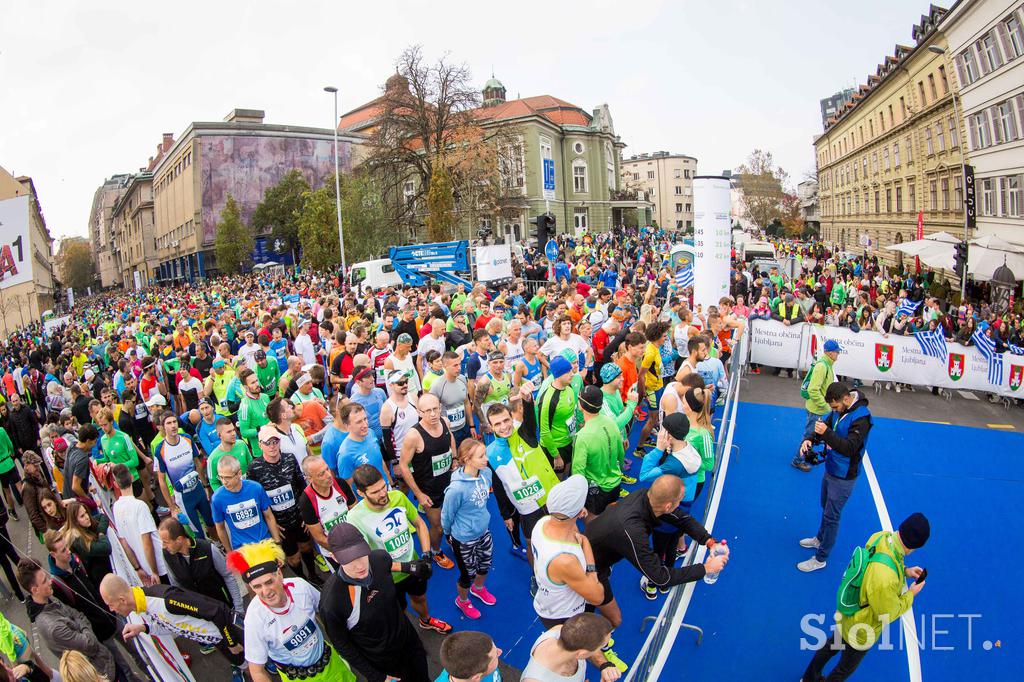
[990,262,1016,315]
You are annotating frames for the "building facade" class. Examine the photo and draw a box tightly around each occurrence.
[151,109,361,282]
[339,76,649,242]
[620,152,697,230]
[940,0,1024,241]
[112,172,157,290]
[816,5,966,270]
[88,174,131,288]
[0,165,56,335]
[798,179,821,233]
[820,89,856,130]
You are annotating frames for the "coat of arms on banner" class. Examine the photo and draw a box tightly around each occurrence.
[948,353,965,381]
[1010,365,1023,391]
[874,343,894,372]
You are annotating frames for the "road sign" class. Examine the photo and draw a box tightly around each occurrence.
[542,158,555,200]
[545,239,559,261]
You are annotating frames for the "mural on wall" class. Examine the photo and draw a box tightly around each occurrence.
[199,135,352,246]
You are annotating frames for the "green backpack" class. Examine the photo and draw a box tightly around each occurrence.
[836,533,901,616]
[800,359,820,400]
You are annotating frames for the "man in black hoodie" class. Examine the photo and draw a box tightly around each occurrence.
[797,381,872,573]
[585,475,728,629]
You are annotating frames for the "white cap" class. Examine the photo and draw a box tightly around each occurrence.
[145,394,168,408]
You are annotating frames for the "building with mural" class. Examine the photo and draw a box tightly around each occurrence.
[151,109,362,282]
[0,165,56,335]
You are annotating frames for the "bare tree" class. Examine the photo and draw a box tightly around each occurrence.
[736,149,789,230]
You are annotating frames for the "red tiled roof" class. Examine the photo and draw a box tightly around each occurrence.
[338,100,385,131]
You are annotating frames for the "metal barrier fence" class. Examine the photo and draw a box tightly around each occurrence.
[626,346,746,681]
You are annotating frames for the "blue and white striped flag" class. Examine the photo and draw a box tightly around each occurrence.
[972,329,1003,385]
[675,267,694,289]
[1008,342,1024,356]
[913,329,948,362]
[896,298,921,318]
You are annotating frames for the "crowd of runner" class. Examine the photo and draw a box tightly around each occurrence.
[0,223,990,682]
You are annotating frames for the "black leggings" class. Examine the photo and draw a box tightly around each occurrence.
[0,523,24,600]
[802,634,869,681]
[652,529,683,569]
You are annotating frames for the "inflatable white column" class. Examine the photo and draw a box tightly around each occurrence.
[692,175,732,312]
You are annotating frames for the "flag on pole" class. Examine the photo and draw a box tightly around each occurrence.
[913,329,948,362]
[675,267,694,289]
[896,298,921,318]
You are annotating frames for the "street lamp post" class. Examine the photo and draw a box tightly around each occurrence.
[323,86,347,284]
[928,45,969,302]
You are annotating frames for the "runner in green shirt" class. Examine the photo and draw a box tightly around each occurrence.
[96,410,140,481]
[207,421,253,491]
[572,386,625,517]
[254,350,281,397]
[538,355,579,473]
[237,369,271,457]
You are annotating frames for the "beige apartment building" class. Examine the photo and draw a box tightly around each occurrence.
[112,172,157,290]
[620,152,698,230]
[816,5,966,271]
[0,165,56,335]
[87,174,131,288]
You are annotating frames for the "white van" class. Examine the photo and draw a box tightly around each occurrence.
[349,259,403,291]
[741,241,776,263]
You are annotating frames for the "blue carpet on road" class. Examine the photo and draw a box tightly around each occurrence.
[661,400,1021,681]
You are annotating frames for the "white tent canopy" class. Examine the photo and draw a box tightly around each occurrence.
[968,235,1024,281]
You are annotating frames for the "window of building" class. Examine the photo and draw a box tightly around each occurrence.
[649,187,656,197]
[647,171,655,180]
[606,142,615,189]
[909,184,916,212]
[573,160,588,193]
[864,191,870,213]
[1007,14,1024,59]
[686,220,693,229]
[982,178,996,215]
[674,169,681,179]
[929,180,938,211]
[981,33,1003,72]
[573,207,588,230]
[906,136,914,164]
[686,203,692,212]
[855,194,861,214]
[918,81,927,106]
[1006,176,1021,217]
[684,169,690,179]
[879,111,885,132]
[893,143,900,167]
[941,178,950,210]
[954,176,963,210]
[862,156,868,176]
[874,191,880,213]
[959,48,980,84]
[869,120,875,138]
[938,65,948,94]
[573,141,585,155]
[674,186,682,195]
[883,147,890,171]
[928,74,938,102]
[997,101,1018,142]
[971,112,991,147]
[899,97,907,121]
[632,172,640,181]
[948,115,959,148]
[888,104,895,127]
[886,188,892,213]
[853,163,858,181]
[872,151,878,174]
[403,180,415,208]
[896,185,903,212]
[540,136,553,193]
[499,140,525,189]
[925,127,934,155]
[936,123,945,151]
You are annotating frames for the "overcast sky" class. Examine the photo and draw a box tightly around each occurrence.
[2,0,936,243]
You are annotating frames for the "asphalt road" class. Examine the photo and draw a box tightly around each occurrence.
[741,370,1024,431]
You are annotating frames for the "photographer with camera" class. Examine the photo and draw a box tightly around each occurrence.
[791,340,839,472]
[796,381,872,573]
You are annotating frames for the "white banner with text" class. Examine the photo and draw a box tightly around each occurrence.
[746,319,1024,397]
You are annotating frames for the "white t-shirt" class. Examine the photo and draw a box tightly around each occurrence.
[275,424,309,470]
[113,495,168,576]
[294,334,317,366]
[244,577,324,668]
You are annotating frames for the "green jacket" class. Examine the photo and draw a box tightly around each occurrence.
[255,361,281,397]
[0,428,13,476]
[538,383,578,453]
[600,389,637,440]
[238,393,270,456]
[685,425,715,484]
[804,355,835,415]
[839,531,912,650]
[572,413,624,492]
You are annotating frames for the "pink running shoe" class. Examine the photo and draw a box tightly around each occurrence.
[469,585,497,606]
[455,597,481,619]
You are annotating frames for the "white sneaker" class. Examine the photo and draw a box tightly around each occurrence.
[797,557,827,572]
[799,537,821,549]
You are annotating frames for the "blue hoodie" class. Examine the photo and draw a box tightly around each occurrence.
[441,467,493,542]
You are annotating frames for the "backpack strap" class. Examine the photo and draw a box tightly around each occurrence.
[865,532,901,578]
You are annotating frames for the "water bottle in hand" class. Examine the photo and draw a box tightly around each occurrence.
[703,539,729,585]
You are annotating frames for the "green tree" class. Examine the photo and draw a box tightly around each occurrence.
[296,186,341,271]
[340,170,391,263]
[425,159,455,242]
[59,241,95,291]
[736,149,789,230]
[251,169,310,264]
[214,195,254,275]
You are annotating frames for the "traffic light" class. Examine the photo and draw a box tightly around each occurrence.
[953,240,968,276]
[529,213,556,249]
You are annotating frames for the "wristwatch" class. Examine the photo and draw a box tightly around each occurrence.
[586,564,597,573]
